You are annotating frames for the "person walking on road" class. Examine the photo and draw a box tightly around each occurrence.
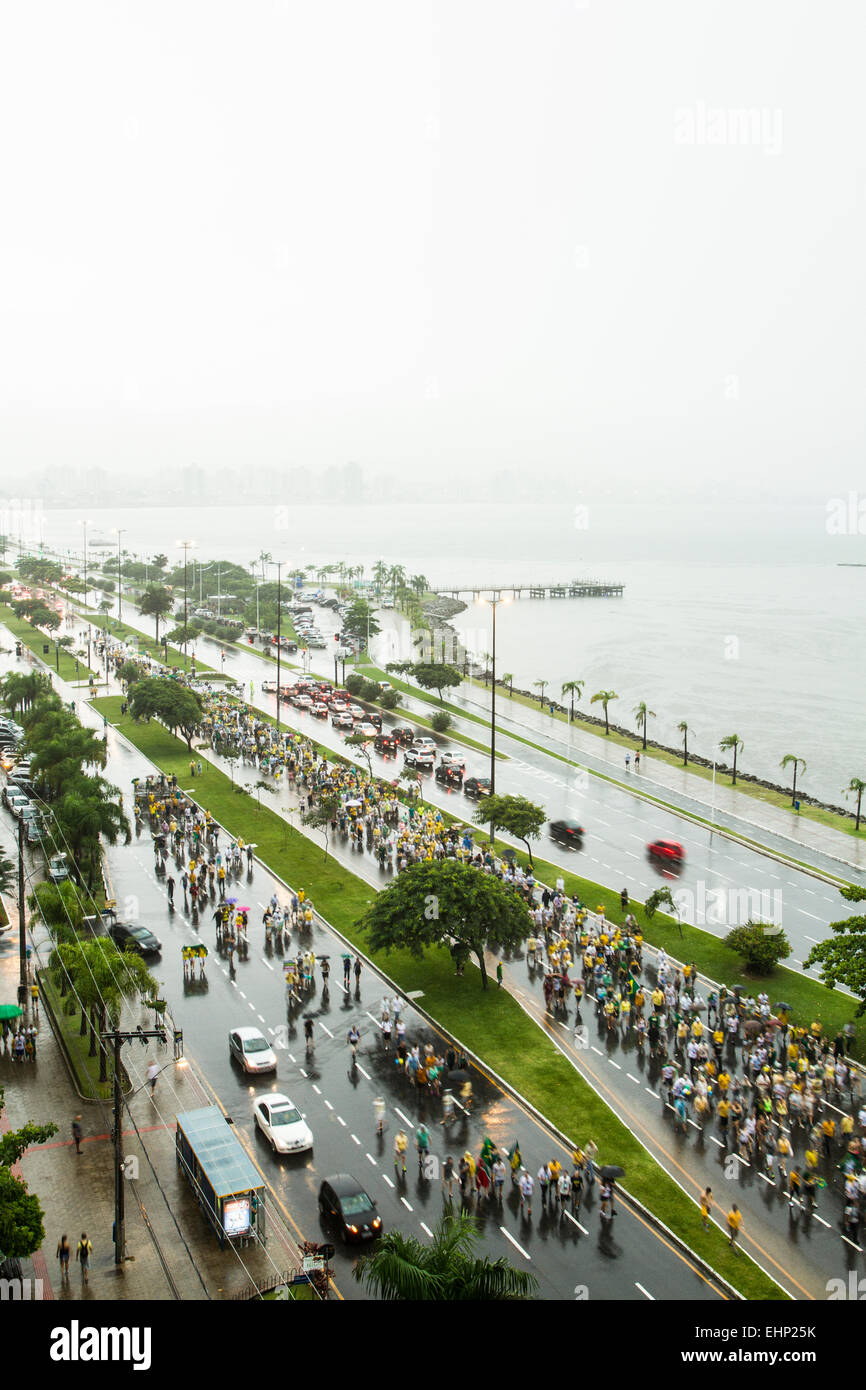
[147,1060,159,1097]
[56,1234,71,1284]
[726,1204,743,1249]
[519,1169,534,1218]
[700,1187,713,1231]
[353,955,362,989]
[76,1233,93,1285]
[167,875,175,907]
[394,1129,408,1175]
[72,1115,83,1155]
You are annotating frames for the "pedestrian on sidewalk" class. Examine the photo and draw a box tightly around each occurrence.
[76,1233,93,1285]
[72,1115,83,1154]
[496,961,503,988]
[56,1234,71,1283]
[726,1204,743,1249]
[30,981,39,1020]
[146,1060,159,1097]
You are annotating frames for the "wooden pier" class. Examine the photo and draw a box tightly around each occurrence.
[432,579,624,600]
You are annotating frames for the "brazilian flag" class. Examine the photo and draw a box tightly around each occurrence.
[480,1136,498,1167]
[507,1141,522,1172]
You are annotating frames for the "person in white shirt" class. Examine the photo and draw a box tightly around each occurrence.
[519,1170,534,1216]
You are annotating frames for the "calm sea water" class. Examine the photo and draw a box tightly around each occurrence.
[26,499,866,805]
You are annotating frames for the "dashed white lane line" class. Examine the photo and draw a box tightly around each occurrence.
[420,1222,434,1238]
[337,1116,346,1127]
[351,1133,361,1146]
[366,1012,379,1025]
[357,1064,371,1080]
[500,1227,531,1261]
[590,1045,603,1056]
[635,1282,655,1300]
[564,1211,589,1235]
[803,934,819,944]
[261,958,273,970]
[230,979,238,988]
[266,1026,275,1035]
[319,1023,334,1038]
[812,1213,832,1230]
[366,1152,377,1166]
[710,1136,725,1148]
[288,1054,296,1064]
[758,1173,774,1185]
[382,1174,394,1188]
[609,1060,621,1070]
[842,1235,863,1249]
[801,911,822,921]
[626,1073,640,1084]
[324,1100,333,1111]
[257,1013,265,1023]
[401,1197,414,1212]
[394,1107,413,1127]
[645,1087,657,1097]
[239,990,247,999]
[312,1084,321,1095]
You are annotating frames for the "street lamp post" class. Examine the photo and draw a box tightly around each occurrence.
[176,540,195,670]
[114,528,125,622]
[81,518,90,606]
[272,560,283,734]
[477,592,511,801]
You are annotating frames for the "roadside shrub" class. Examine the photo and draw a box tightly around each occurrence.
[431,711,452,733]
[379,689,399,710]
[723,921,792,973]
[344,674,365,696]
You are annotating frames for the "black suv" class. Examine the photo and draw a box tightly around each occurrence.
[435,764,463,788]
[549,818,584,847]
[374,733,398,756]
[392,727,415,747]
[464,776,492,798]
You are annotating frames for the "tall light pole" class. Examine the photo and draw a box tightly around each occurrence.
[176,540,195,670]
[81,519,92,670]
[476,592,511,800]
[113,527,125,622]
[271,559,283,734]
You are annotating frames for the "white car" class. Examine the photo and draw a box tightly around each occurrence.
[438,751,466,771]
[229,1027,277,1074]
[261,679,277,693]
[348,704,365,719]
[404,746,435,768]
[355,721,377,737]
[254,1093,313,1154]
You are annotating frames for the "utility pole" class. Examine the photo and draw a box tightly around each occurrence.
[273,560,283,735]
[114,527,125,621]
[177,540,195,670]
[101,1025,168,1265]
[17,817,27,1009]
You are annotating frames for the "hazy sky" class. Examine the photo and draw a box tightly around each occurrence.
[2,0,864,494]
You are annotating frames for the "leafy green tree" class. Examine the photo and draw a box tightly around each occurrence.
[344,732,374,782]
[412,663,461,702]
[0,845,15,898]
[165,624,201,656]
[12,599,60,631]
[561,680,584,722]
[724,921,792,974]
[139,584,174,643]
[52,774,131,887]
[844,777,866,832]
[430,711,451,733]
[27,718,108,798]
[473,793,545,867]
[380,689,399,710]
[0,1166,46,1259]
[1,670,52,716]
[644,885,682,937]
[501,672,514,697]
[359,860,532,990]
[342,597,380,648]
[0,1085,58,1168]
[590,690,619,735]
[128,678,203,749]
[803,886,866,1011]
[677,720,691,766]
[28,881,87,939]
[719,733,744,785]
[353,1210,538,1300]
[302,793,341,860]
[633,700,656,750]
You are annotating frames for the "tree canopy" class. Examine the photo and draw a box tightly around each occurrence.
[804,886,866,1013]
[411,662,462,702]
[359,860,532,989]
[129,677,203,748]
[353,1210,538,1300]
[472,794,545,866]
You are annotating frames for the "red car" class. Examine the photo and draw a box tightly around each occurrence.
[647,839,685,864]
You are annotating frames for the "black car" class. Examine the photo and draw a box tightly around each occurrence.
[464,776,492,798]
[549,818,584,847]
[109,923,162,957]
[435,764,464,788]
[318,1175,382,1243]
[391,727,416,747]
[366,712,382,732]
[374,733,398,756]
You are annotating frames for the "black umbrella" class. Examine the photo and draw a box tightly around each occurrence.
[601,1164,625,1180]
[448,1068,472,1083]
[774,1001,793,1014]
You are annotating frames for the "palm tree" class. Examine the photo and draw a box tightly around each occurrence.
[677,720,691,766]
[633,700,656,750]
[480,652,492,686]
[844,777,866,832]
[388,564,407,599]
[372,560,389,595]
[780,754,807,807]
[590,690,619,735]
[410,573,429,596]
[719,733,744,785]
[501,671,514,698]
[353,1211,538,1301]
[140,585,173,644]
[533,679,549,708]
[561,679,584,723]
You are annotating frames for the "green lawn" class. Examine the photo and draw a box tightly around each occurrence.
[0,604,96,682]
[99,696,785,1298]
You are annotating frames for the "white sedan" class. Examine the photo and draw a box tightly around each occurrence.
[355,721,378,737]
[254,1094,314,1154]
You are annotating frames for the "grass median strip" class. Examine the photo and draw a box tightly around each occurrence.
[0,604,96,682]
[97,695,784,1299]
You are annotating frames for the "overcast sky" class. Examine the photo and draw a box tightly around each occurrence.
[1,0,864,495]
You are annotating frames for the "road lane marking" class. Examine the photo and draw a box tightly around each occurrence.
[351,1133,361,1146]
[248,1001,256,1012]
[337,1116,346,1126]
[239,990,247,999]
[261,958,273,970]
[319,1023,334,1038]
[266,1027,275,1035]
[564,1211,588,1234]
[401,1197,413,1212]
[324,1100,333,1110]
[635,1282,655,1300]
[645,1088,657,1097]
[590,1045,603,1055]
[366,1153,377,1166]
[608,1060,621,1070]
[257,1013,265,1023]
[803,935,819,944]
[710,1137,724,1148]
[288,1054,296,1064]
[312,1084,321,1095]
[627,1074,640,1084]
[420,1222,433,1238]
[394,1108,413,1127]
[500,1227,531,1261]
[357,1064,370,1080]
